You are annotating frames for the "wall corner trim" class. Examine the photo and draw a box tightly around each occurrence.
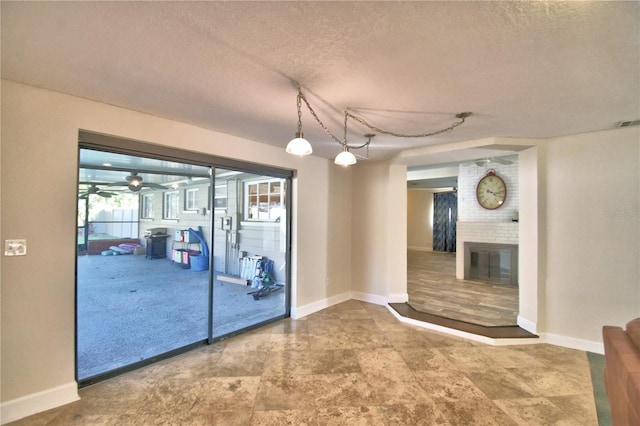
[1,381,79,425]
[387,292,409,303]
[291,292,351,319]
[517,315,537,334]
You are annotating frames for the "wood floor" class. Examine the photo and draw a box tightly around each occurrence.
[407,250,519,327]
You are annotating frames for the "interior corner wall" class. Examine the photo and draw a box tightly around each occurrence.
[0,80,351,415]
[407,189,434,251]
[517,146,540,331]
[351,162,390,298]
[543,127,639,345]
[388,164,408,301]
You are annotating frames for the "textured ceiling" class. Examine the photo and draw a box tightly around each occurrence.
[2,1,639,162]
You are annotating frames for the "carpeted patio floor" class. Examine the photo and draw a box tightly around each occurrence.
[77,253,285,380]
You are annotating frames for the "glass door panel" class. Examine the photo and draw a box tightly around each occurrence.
[212,168,289,338]
[76,148,212,382]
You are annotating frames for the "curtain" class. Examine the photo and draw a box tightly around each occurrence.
[433,191,458,252]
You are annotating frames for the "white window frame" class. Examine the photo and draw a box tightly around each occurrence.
[185,188,198,211]
[163,191,179,219]
[141,193,154,219]
[244,178,285,221]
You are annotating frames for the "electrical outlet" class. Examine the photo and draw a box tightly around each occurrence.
[5,239,27,256]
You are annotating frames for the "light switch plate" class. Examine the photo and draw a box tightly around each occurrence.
[5,239,27,256]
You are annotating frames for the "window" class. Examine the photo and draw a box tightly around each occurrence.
[141,194,154,219]
[185,188,198,211]
[163,191,179,219]
[245,179,285,221]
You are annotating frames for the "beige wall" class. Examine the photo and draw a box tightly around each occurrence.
[0,80,352,403]
[350,162,408,302]
[351,162,389,297]
[407,190,434,251]
[543,127,639,343]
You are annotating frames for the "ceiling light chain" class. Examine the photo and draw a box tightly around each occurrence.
[345,109,472,139]
[286,86,472,166]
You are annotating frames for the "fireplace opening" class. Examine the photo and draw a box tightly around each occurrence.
[464,242,518,286]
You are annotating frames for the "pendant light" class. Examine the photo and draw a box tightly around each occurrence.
[285,92,312,156]
[334,146,357,166]
[284,83,472,167]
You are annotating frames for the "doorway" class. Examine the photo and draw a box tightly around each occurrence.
[76,133,291,384]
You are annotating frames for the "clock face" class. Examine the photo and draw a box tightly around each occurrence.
[476,172,507,209]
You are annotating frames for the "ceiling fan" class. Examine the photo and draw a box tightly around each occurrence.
[108,172,167,192]
[474,157,513,166]
[79,184,118,199]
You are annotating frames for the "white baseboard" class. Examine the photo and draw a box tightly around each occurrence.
[1,382,79,425]
[290,291,351,319]
[541,332,604,355]
[517,315,538,334]
[387,292,409,303]
[351,291,388,306]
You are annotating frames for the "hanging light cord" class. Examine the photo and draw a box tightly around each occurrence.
[345,108,472,139]
[296,88,472,152]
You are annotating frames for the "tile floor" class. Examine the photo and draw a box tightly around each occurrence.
[10,300,598,425]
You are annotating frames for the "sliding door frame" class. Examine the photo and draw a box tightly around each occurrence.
[77,130,293,385]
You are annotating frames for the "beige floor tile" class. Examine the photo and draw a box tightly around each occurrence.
[204,350,267,377]
[547,393,599,425]
[251,409,316,425]
[312,373,376,408]
[189,376,261,412]
[261,350,315,376]
[253,375,317,410]
[396,348,458,371]
[464,367,539,400]
[311,349,362,374]
[438,346,498,370]
[413,370,487,402]
[379,403,449,425]
[436,398,517,426]
[506,367,593,397]
[478,346,547,369]
[493,397,584,426]
[315,406,387,426]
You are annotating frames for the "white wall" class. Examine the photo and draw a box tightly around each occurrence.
[543,127,639,345]
[0,81,352,416]
[407,190,434,251]
[518,146,541,332]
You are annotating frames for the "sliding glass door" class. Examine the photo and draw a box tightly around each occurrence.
[76,134,291,384]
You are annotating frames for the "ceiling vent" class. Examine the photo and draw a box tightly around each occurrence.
[617,119,640,128]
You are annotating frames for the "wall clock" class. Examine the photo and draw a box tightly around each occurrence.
[476,170,507,210]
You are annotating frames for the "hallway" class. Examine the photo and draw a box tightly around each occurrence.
[407,250,518,327]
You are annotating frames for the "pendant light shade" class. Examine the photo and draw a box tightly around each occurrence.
[286,132,313,156]
[334,147,357,166]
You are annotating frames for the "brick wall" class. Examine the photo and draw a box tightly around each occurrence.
[457,157,519,222]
